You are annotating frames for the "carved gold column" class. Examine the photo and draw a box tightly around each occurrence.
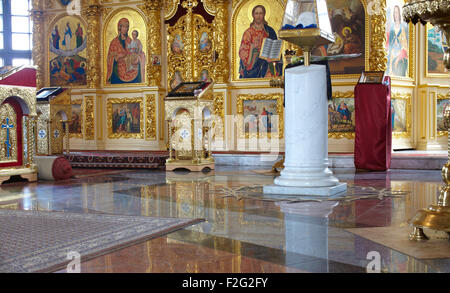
[84,2,102,89]
[30,0,45,90]
[181,0,198,82]
[213,0,229,83]
[369,0,388,71]
[142,0,163,87]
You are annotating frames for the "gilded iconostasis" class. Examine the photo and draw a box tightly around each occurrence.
[30,0,449,153]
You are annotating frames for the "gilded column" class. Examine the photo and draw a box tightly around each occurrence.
[181,0,198,82]
[142,0,163,87]
[369,0,387,71]
[84,2,102,89]
[30,0,45,90]
[213,0,229,83]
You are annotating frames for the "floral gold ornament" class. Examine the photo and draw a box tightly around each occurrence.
[30,6,45,90]
[403,0,450,241]
[83,3,102,89]
[167,1,215,88]
[146,94,157,140]
[84,96,95,140]
[139,0,163,87]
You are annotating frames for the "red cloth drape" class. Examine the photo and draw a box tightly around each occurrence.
[354,77,392,170]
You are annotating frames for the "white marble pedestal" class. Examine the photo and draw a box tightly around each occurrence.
[263,65,347,196]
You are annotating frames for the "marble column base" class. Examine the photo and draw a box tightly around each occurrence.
[263,182,347,196]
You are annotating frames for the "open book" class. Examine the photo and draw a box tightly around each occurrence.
[259,38,283,61]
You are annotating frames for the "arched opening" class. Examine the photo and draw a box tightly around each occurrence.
[0,96,28,168]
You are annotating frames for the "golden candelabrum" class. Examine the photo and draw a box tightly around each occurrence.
[403,0,450,241]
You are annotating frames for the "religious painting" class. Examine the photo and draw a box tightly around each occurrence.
[104,9,147,85]
[391,99,407,132]
[170,70,184,90]
[437,98,450,134]
[69,102,82,137]
[49,16,87,86]
[427,24,449,76]
[328,96,355,137]
[199,32,212,53]
[171,34,184,54]
[237,94,284,139]
[200,69,211,82]
[386,0,410,78]
[233,0,285,81]
[152,55,161,66]
[312,0,366,76]
[107,98,143,139]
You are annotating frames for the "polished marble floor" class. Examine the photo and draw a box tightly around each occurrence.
[1,166,449,273]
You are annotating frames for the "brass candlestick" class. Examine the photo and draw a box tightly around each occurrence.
[403,0,450,241]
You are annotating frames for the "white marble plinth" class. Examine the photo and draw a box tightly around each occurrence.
[264,182,347,196]
[265,65,346,196]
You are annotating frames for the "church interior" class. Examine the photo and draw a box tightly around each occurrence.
[0,0,450,274]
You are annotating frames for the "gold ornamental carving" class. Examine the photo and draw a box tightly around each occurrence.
[164,0,181,20]
[213,0,229,83]
[36,104,50,155]
[0,104,18,164]
[146,94,157,140]
[213,92,225,139]
[202,0,217,15]
[83,4,102,89]
[167,3,215,89]
[140,0,163,87]
[85,96,95,140]
[0,86,37,116]
[369,0,388,72]
[30,9,45,90]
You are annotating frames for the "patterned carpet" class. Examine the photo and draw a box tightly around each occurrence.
[0,209,203,273]
[65,151,168,169]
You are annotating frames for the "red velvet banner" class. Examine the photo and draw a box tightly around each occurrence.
[354,77,392,171]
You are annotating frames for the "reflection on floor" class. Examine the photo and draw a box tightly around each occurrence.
[0,167,449,273]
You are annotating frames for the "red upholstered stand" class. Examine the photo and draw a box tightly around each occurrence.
[354,76,392,171]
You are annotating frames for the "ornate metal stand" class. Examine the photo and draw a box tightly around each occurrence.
[409,109,450,240]
[403,0,450,241]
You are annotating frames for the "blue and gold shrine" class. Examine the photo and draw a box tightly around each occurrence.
[0,66,38,184]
